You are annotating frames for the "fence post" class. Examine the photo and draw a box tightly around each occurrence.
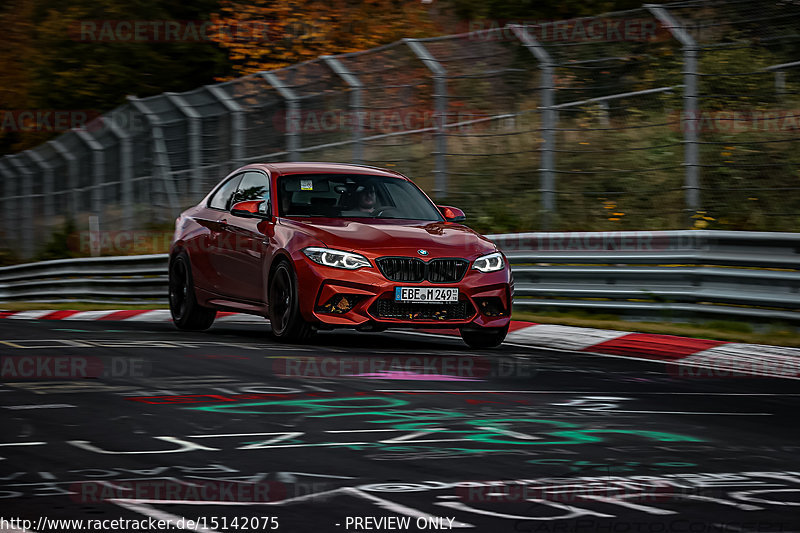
[206,85,245,169]
[75,129,105,232]
[25,149,55,245]
[647,5,700,222]
[405,39,448,198]
[6,154,35,258]
[261,72,300,162]
[321,55,364,164]
[165,93,202,201]
[0,158,17,251]
[103,115,134,231]
[127,96,180,220]
[510,24,556,230]
[48,138,80,222]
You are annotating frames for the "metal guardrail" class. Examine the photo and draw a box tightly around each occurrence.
[0,254,168,303]
[1,231,798,322]
[490,230,800,322]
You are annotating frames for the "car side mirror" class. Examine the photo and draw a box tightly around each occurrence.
[231,200,270,219]
[438,205,466,222]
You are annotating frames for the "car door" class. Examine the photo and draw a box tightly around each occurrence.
[202,173,244,294]
[215,170,272,302]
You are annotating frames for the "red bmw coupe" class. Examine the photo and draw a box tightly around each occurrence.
[168,162,513,348]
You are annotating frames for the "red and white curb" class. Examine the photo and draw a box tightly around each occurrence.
[0,309,265,323]
[506,324,800,379]
[1,310,799,379]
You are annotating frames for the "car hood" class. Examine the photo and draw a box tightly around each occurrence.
[280,218,497,258]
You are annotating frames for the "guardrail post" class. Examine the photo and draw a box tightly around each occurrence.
[75,129,105,232]
[647,5,701,222]
[6,154,35,258]
[165,93,203,201]
[510,24,556,230]
[205,85,245,169]
[0,158,18,251]
[103,115,134,231]
[260,72,301,162]
[405,39,448,198]
[321,56,364,164]
[48,138,80,222]
[127,96,180,220]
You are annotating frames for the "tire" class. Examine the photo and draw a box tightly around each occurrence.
[268,261,314,342]
[460,323,509,349]
[169,254,217,331]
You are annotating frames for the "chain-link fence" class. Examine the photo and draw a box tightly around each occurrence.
[1,0,799,259]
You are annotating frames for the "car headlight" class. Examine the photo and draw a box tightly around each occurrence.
[303,247,371,270]
[472,252,505,273]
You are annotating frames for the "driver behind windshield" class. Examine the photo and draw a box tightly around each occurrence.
[356,183,378,214]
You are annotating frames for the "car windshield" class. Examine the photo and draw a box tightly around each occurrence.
[277,174,444,221]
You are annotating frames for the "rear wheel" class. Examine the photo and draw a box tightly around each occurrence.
[268,261,314,342]
[169,254,216,331]
[460,323,509,349]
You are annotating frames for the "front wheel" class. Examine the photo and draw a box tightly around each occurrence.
[268,261,314,342]
[460,324,509,349]
[169,254,216,331]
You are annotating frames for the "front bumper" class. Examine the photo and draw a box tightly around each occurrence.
[294,253,513,329]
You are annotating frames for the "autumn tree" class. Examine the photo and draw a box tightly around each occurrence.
[209,0,441,77]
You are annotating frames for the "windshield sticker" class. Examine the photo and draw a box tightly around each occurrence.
[300,179,313,191]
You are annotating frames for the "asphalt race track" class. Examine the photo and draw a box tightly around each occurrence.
[1,319,799,533]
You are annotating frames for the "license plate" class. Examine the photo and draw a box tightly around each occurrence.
[395,287,458,303]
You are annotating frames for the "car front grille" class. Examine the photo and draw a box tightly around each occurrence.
[376,257,426,282]
[376,257,468,283]
[370,299,474,321]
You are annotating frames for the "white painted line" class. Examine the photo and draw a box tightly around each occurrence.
[374,390,800,395]
[601,410,772,416]
[2,404,76,410]
[188,432,301,438]
[325,429,400,433]
[110,486,350,505]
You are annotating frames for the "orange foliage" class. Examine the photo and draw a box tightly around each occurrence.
[209,0,441,78]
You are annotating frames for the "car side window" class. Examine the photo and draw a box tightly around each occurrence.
[232,171,270,206]
[208,174,244,211]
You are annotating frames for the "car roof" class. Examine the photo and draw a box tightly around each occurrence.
[239,162,408,179]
